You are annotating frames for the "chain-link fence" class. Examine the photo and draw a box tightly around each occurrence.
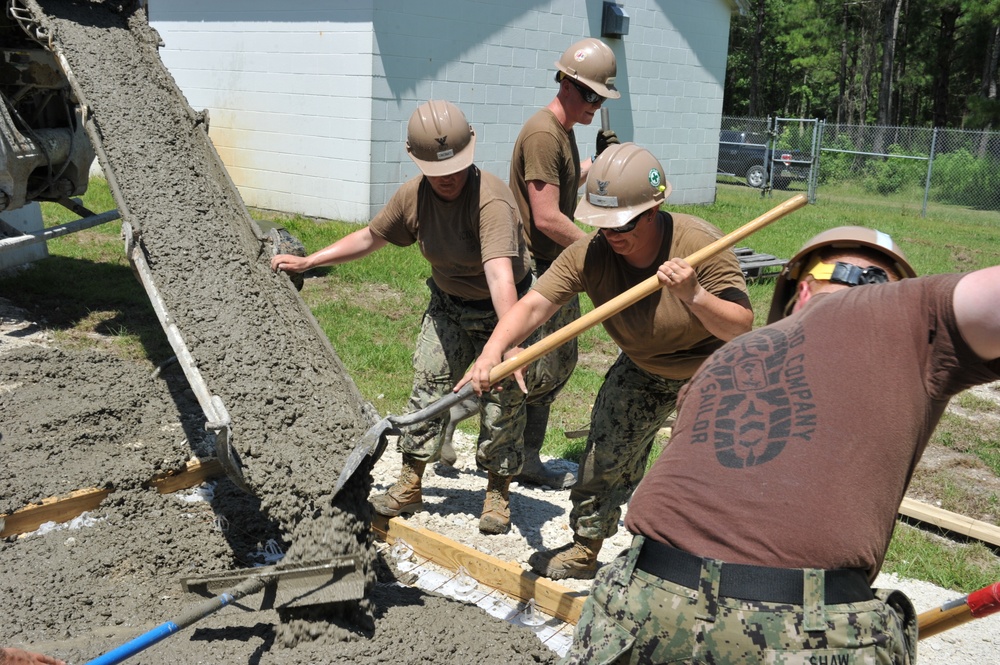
[718,115,1000,216]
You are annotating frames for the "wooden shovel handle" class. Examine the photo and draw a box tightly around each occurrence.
[487,194,808,385]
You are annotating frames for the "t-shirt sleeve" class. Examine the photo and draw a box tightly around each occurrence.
[478,199,522,264]
[521,132,564,186]
[926,273,1000,397]
[684,223,749,303]
[532,237,588,305]
[369,182,417,247]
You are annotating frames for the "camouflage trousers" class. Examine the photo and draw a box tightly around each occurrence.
[561,536,918,665]
[395,281,528,475]
[570,353,686,540]
[523,293,580,407]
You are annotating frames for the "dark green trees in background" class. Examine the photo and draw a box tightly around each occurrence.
[725,0,1000,130]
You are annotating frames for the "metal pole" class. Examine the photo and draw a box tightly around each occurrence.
[0,209,120,253]
[809,119,823,204]
[922,127,938,218]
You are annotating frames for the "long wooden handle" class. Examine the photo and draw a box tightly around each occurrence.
[917,581,1000,639]
[486,194,808,384]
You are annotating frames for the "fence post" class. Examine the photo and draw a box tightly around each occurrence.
[921,127,938,218]
[809,120,824,204]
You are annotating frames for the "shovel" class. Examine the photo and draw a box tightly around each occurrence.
[332,194,809,496]
[84,556,363,665]
[916,580,1000,639]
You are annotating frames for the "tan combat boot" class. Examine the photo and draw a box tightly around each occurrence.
[370,455,426,517]
[528,535,604,580]
[479,472,512,535]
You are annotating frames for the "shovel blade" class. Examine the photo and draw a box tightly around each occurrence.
[332,418,394,496]
[181,556,365,608]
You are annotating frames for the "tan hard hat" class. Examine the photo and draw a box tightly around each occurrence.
[575,143,672,228]
[766,225,918,323]
[405,100,476,177]
[554,38,621,100]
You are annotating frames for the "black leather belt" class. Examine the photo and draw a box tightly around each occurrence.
[636,539,874,605]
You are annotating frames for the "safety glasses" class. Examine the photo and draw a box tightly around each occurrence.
[805,258,890,286]
[607,213,643,234]
[567,78,605,105]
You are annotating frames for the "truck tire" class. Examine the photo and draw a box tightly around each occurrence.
[745,165,767,188]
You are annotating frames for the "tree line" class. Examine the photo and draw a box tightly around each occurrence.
[724,0,1000,130]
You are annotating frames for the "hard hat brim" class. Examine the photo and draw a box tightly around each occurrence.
[407,133,477,177]
[574,180,671,229]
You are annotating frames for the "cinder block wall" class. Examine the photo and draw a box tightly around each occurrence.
[151,0,732,222]
[150,2,377,222]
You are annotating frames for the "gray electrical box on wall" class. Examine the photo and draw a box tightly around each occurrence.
[602,2,629,38]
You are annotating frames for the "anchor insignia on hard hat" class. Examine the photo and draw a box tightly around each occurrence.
[436,136,448,146]
[596,180,610,196]
[648,169,662,188]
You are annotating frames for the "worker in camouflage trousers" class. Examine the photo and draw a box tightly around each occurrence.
[461,143,752,579]
[562,226,1000,663]
[272,100,532,536]
[506,37,622,489]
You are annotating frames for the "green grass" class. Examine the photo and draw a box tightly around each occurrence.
[6,176,999,595]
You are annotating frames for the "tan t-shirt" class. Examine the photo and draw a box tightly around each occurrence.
[369,166,530,301]
[534,211,749,378]
[626,273,1000,580]
[509,108,581,265]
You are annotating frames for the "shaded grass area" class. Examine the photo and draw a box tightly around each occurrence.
[4,178,999,594]
[0,179,170,362]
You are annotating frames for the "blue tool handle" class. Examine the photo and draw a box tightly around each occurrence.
[85,576,265,664]
[84,621,182,665]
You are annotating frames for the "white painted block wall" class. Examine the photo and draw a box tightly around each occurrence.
[149,2,377,222]
[150,1,732,222]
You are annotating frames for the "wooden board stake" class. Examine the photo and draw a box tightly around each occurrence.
[373,515,587,624]
[1,488,110,538]
[1,458,222,538]
[899,497,1000,548]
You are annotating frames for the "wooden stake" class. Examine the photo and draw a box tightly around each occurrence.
[373,515,586,624]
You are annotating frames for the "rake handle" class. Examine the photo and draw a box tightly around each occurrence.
[486,194,808,385]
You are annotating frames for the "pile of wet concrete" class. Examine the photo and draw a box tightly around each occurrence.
[0,1,556,662]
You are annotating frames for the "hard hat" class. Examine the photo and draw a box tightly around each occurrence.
[767,226,918,323]
[554,38,621,100]
[405,100,476,177]
[575,143,672,229]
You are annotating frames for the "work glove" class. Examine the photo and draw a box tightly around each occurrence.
[596,129,620,157]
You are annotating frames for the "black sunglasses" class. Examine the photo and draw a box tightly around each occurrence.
[567,78,605,105]
[607,213,643,234]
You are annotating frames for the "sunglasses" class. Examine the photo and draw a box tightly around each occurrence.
[567,78,605,105]
[607,213,643,234]
[804,259,890,286]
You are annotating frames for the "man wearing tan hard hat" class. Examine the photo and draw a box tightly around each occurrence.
[273,100,532,536]
[559,228,998,663]
[461,143,753,579]
[503,37,625,490]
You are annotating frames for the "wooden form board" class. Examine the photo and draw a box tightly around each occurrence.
[0,458,223,538]
[373,515,587,625]
[899,497,1000,548]
[3,458,997,586]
